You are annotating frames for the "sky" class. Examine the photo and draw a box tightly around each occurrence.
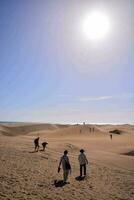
[0,0,134,124]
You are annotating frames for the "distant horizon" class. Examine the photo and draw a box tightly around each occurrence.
[0,120,133,126]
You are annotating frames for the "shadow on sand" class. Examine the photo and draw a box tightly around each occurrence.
[53,180,68,187]
[75,176,86,181]
[39,149,45,152]
[29,151,38,153]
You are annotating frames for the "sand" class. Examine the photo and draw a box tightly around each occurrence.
[0,123,134,200]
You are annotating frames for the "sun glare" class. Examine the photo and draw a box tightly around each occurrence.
[83,11,110,40]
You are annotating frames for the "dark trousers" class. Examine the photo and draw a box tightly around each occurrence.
[80,164,86,176]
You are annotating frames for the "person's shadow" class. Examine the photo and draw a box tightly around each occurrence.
[75,176,85,181]
[53,180,67,187]
[29,151,38,153]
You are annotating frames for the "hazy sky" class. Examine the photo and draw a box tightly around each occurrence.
[0,0,134,124]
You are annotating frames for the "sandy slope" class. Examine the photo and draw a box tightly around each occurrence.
[0,123,134,200]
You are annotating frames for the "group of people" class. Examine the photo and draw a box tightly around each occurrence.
[34,137,48,152]
[58,149,88,184]
[33,137,88,184]
[80,127,95,133]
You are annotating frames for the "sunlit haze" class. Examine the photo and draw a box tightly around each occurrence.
[83,11,111,40]
[0,0,134,124]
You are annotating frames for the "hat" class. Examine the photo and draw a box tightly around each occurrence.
[80,149,84,153]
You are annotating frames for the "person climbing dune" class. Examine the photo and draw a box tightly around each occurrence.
[34,137,40,152]
[58,150,71,184]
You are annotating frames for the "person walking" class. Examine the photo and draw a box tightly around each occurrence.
[58,150,71,183]
[110,134,112,140]
[78,149,88,177]
[34,137,40,152]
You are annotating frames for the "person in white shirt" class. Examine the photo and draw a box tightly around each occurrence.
[78,149,88,177]
[58,150,71,183]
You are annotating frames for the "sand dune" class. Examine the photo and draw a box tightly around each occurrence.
[0,123,69,136]
[0,123,134,200]
[98,124,134,134]
[1,123,134,137]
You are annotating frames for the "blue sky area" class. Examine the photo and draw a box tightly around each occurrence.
[0,0,134,124]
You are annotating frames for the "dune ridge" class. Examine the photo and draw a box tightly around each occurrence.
[0,123,134,137]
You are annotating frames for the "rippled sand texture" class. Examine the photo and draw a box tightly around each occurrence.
[0,123,134,200]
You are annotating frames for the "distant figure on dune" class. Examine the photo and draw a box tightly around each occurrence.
[58,150,71,184]
[110,134,112,140]
[42,142,48,151]
[34,137,40,152]
[78,149,88,177]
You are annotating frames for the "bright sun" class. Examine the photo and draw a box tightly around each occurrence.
[83,11,110,40]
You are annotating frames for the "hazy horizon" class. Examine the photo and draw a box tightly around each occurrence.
[0,120,134,126]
